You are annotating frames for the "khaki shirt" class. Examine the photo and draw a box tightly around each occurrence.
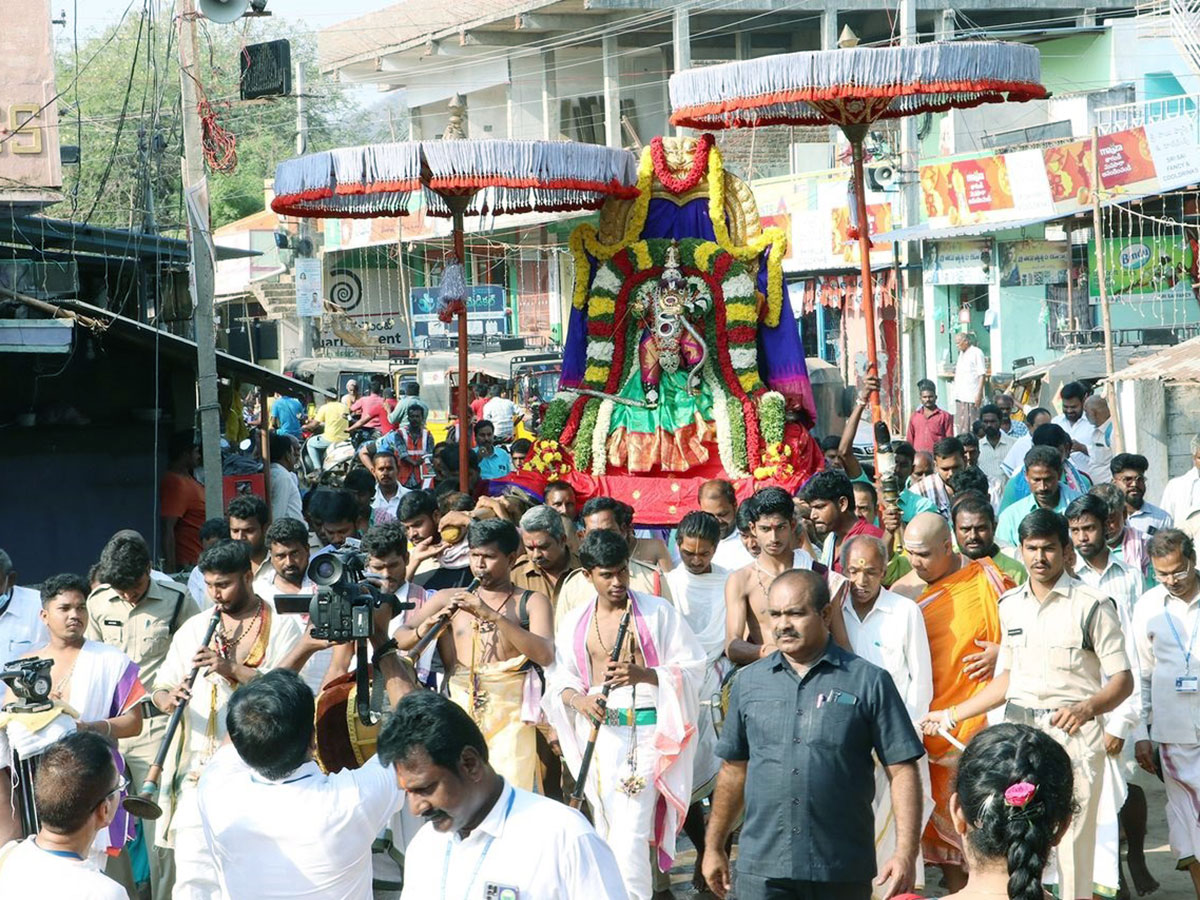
[555,558,674,621]
[998,572,1129,711]
[510,552,579,613]
[86,578,198,690]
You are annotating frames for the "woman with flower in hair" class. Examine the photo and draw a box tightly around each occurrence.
[896,722,1075,900]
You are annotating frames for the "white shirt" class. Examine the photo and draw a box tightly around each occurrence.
[198,746,402,900]
[1075,554,1145,740]
[1128,500,1174,537]
[481,396,518,439]
[0,837,124,899]
[840,587,933,724]
[370,484,407,525]
[1002,432,1035,477]
[0,586,47,664]
[401,780,628,900]
[977,431,1015,491]
[270,463,304,522]
[952,344,987,405]
[1052,413,1095,476]
[1086,421,1114,485]
[1161,467,1200,528]
[1133,583,1200,744]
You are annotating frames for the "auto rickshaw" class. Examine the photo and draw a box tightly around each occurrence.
[416,350,561,444]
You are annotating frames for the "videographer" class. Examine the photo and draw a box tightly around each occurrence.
[195,665,414,900]
[0,731,126,898]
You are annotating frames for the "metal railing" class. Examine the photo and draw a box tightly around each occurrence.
[1048,323,1200,349]
[1094,92,1200,135]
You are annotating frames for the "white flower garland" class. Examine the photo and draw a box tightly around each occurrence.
[591,399,614,476]
[704,361,748,479]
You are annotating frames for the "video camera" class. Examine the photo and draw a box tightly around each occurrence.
[1,658,53,713]
[275,547,415,726]
[275,547,413,643]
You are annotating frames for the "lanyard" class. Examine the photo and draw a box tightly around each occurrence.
[441,788,515,900]
[1165,601,1200,674]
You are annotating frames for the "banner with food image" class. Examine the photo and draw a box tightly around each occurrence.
[1087,235,1192,297]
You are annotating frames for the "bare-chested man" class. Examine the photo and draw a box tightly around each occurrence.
[397,518,553,791]
[724,487,820,665]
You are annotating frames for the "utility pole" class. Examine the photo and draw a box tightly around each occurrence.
[1091,128,1125,452]
[896,0,921,428]
[179,0,225,518]
[295,60,316,357]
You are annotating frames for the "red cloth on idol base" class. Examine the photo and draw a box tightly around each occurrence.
[496,428,823,526]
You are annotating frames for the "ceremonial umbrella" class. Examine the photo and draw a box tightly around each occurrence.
[272,138,638,490]
[669,41,1046,423]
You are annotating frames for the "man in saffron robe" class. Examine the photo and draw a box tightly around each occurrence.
[544,529,704,900]
[889,512,1012,891]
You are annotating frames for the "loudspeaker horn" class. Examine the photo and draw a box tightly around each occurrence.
[198,0,249,24]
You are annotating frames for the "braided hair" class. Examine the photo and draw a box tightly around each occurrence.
[955,724,1076,900]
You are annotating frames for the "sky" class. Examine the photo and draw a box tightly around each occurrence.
[76,0,394,34]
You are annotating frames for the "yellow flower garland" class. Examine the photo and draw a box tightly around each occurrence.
[568,139,787,327]
[705,145,787,328]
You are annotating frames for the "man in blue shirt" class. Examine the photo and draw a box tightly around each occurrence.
[475,420,512,481]
[702,569,925,900]
[996,445,1082,550]
[270,392,306,439]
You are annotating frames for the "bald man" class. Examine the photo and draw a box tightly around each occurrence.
[889,512,1014,890]
[1084,394,1114,486]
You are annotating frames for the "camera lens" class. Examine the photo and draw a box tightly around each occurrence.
[315,559,336,581]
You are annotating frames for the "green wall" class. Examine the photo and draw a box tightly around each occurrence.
[1037,33,1114,95]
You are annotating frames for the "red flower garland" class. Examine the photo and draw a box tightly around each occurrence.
[650,134,714,195]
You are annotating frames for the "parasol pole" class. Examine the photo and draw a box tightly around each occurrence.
[445,195,472,493]
[846,127,883,425]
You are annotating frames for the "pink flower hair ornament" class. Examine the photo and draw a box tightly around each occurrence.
[1003,781,1038,808]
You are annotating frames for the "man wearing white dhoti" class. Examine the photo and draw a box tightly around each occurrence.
[666,511,731,894]
[1134,529,1200,898]
[838,535,934,899]
[151,541,302,900]
[544,529,705,900]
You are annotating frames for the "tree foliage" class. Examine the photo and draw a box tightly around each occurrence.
[54,6,392,231]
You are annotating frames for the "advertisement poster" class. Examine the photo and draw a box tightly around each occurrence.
[294,257,323,317]
[410,284,508,346]
[1087,236,1192,296]
[999,240,1070,287]
[923,238,994,285]
[920,119,1200,228]
[830,202,894,265]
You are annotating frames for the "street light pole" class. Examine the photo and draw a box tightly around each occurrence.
[179,0,224,517]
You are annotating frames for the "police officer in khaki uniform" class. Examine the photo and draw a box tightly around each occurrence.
[922,507,1133,900]
[511,505,580,614]
[87,535,197,899]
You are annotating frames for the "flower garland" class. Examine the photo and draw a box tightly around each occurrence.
[591,399,614,476]
[568,149,655,310]
[758,392,786,445]
[650,134,714,195]
[705,143,788,328]
[754,441,797,481]
[572,399,601,471]
[703,361,748,479]
[539,395,574,441]
[523,439,572,480]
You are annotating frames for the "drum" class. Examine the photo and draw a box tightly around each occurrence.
[314,671,380,774]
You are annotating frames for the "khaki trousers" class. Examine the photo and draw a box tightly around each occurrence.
[121,717,176,900]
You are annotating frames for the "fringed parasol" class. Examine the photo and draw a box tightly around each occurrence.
[669,41,1047,423]
[271,139,638,490]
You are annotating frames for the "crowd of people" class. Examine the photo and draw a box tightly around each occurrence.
[2,373,1200,900]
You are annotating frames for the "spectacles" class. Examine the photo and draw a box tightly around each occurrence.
[1157,566,1194,584]
[102,776,127,802]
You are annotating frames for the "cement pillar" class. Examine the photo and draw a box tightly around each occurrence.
[602,35,621,148]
